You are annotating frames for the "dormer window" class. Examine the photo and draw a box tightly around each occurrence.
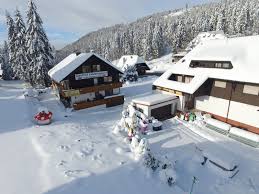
[190,60,233,69]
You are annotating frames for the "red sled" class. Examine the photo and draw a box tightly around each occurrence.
[34,111,53,125]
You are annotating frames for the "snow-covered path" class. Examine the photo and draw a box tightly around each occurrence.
[0,129,44,194]
[0,81,44,194]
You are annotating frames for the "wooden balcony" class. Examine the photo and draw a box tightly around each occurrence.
[73,95,124,110]
[62,82,123,97]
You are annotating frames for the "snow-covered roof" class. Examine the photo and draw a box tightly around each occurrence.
[48,53,123,83]
[173,51,188,57]
[116,55,148,71]
[132,93,178,106]
[154,35,259,94]
[186,30,226,51]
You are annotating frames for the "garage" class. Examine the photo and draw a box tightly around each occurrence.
[132,93,179,120]
[151,104,172,120]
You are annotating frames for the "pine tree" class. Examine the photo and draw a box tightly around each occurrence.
[26,0,53,87]
[236,7,247,34]
[5,11,15,79]
[14,9,28,80]
[216,12,224,31]
[1,41,13,80]
[0,41,13,80]
[174,20,187,50]
[152,23,164,58]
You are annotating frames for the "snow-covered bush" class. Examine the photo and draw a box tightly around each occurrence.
[121,64,138,83]
[143,152,160,171]
[159,165,176,186]
[130,137,149,160]
[143,153,177,186]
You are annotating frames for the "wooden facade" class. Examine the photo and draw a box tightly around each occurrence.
[153,74,259,133]
[51,54,124,110]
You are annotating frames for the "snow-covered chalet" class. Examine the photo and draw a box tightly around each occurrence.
[48,52,124,110]
[117,55,150,75]
[153,35,259,134]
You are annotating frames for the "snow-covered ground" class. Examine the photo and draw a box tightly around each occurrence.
[1,77,259,194]
[147,54,174,73]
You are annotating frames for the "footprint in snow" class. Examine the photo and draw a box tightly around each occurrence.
[64,170,92,178]
[59,145,70,152]
[57,160,67,167]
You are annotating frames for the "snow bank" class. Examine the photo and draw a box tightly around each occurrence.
[206,118,231,132]
[230,127,259,144]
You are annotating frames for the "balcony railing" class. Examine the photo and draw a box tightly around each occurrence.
[61,82,123,97]
[73,95,124,110]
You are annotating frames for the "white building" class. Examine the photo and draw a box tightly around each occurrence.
[153,35,259,134]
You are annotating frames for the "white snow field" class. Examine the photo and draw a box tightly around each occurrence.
[1,77,259,194]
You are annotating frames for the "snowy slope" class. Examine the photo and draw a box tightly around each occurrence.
[1,78,259,194]
[147,54,173,73]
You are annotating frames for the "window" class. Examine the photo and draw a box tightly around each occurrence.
[94,78,98,85]
[62,80,70,90]
[215,63,222,68]
[243,85,259,95]
[92,64,101,72]
[190,60,233,69]
[105,89,113,96]
[82,65,91,73]
[113,88,120,95]
[185,76,193,83]
[222,63,230,69]
[177,75,183,82]
[104,76,113,83]
[214,81,227,88]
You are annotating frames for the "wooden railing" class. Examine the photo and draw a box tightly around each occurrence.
[62,82,123,97]
[73,95,124,110]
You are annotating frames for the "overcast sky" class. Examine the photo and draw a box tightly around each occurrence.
[0,0,215,49]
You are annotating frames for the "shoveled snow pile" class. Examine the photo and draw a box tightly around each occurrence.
[230,127,259,143]
[206,118,231,132]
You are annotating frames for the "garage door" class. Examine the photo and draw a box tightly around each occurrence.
[151,104,172,121]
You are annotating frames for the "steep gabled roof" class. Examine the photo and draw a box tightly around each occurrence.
[48,53,123,83]
[154,35,259,94]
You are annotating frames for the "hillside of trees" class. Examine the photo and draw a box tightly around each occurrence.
[57,0,259,62]
[0,0,53,86]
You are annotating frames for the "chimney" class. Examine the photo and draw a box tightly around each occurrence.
[75,51,81,56]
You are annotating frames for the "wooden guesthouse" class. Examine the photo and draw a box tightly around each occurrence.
[48,52,124,110]
[153,35,259,134]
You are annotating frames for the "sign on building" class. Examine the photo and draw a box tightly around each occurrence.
[75,71,108,80]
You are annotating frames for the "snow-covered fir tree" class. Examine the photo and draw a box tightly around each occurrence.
[152,23,164,59]
[0,41,13,80]
[5,11,15,79]
[13,9,28,80]
[26,0,53,87]
[57,0,259,62]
